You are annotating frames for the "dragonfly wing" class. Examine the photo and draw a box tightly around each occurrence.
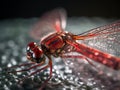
[79,20,120,57]
[30,8,67,40]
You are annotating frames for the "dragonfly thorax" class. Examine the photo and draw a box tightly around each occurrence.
[41,32,74,57]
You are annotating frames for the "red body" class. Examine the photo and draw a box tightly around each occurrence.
[41,33,65,56]
[70,42,120,70]
[9,8,120,90]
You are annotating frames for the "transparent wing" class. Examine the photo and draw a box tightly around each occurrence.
[30,8,67,40]
[78,20,120,57]
[62,20,120,87]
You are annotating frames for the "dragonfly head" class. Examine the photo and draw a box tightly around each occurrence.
[26,42,45,63]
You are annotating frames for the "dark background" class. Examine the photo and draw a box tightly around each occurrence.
[0,0,120,20]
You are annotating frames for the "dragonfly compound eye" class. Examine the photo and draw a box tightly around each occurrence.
[26,42,45,63]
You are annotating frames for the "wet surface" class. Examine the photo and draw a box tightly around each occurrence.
[0,18,120,90]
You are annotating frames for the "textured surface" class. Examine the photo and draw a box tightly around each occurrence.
[0,18,120,90]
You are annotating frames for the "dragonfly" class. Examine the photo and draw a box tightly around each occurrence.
[8,8,120,90]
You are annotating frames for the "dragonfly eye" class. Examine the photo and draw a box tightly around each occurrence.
[26,42,45,63]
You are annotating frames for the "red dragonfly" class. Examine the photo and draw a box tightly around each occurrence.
[8,8,120,90]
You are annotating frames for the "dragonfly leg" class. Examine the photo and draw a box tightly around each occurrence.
[18,63,45,73]
[18,63,48,84]
[16,57,52,90]
[7,62,44,73]
[6,62,35,70]
[38,57,52,90]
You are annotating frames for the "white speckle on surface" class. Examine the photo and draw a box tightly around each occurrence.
[3,85,9,90]
[1,55,7,60]
[13,50,19,56]
[21,56,27,62]
[8,40,15,48]
[11,58,17,65]
[7,63,12,67]
[1,55,7,64]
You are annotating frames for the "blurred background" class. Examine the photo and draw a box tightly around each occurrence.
[0,0,120,20]
[0,0,120,90]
